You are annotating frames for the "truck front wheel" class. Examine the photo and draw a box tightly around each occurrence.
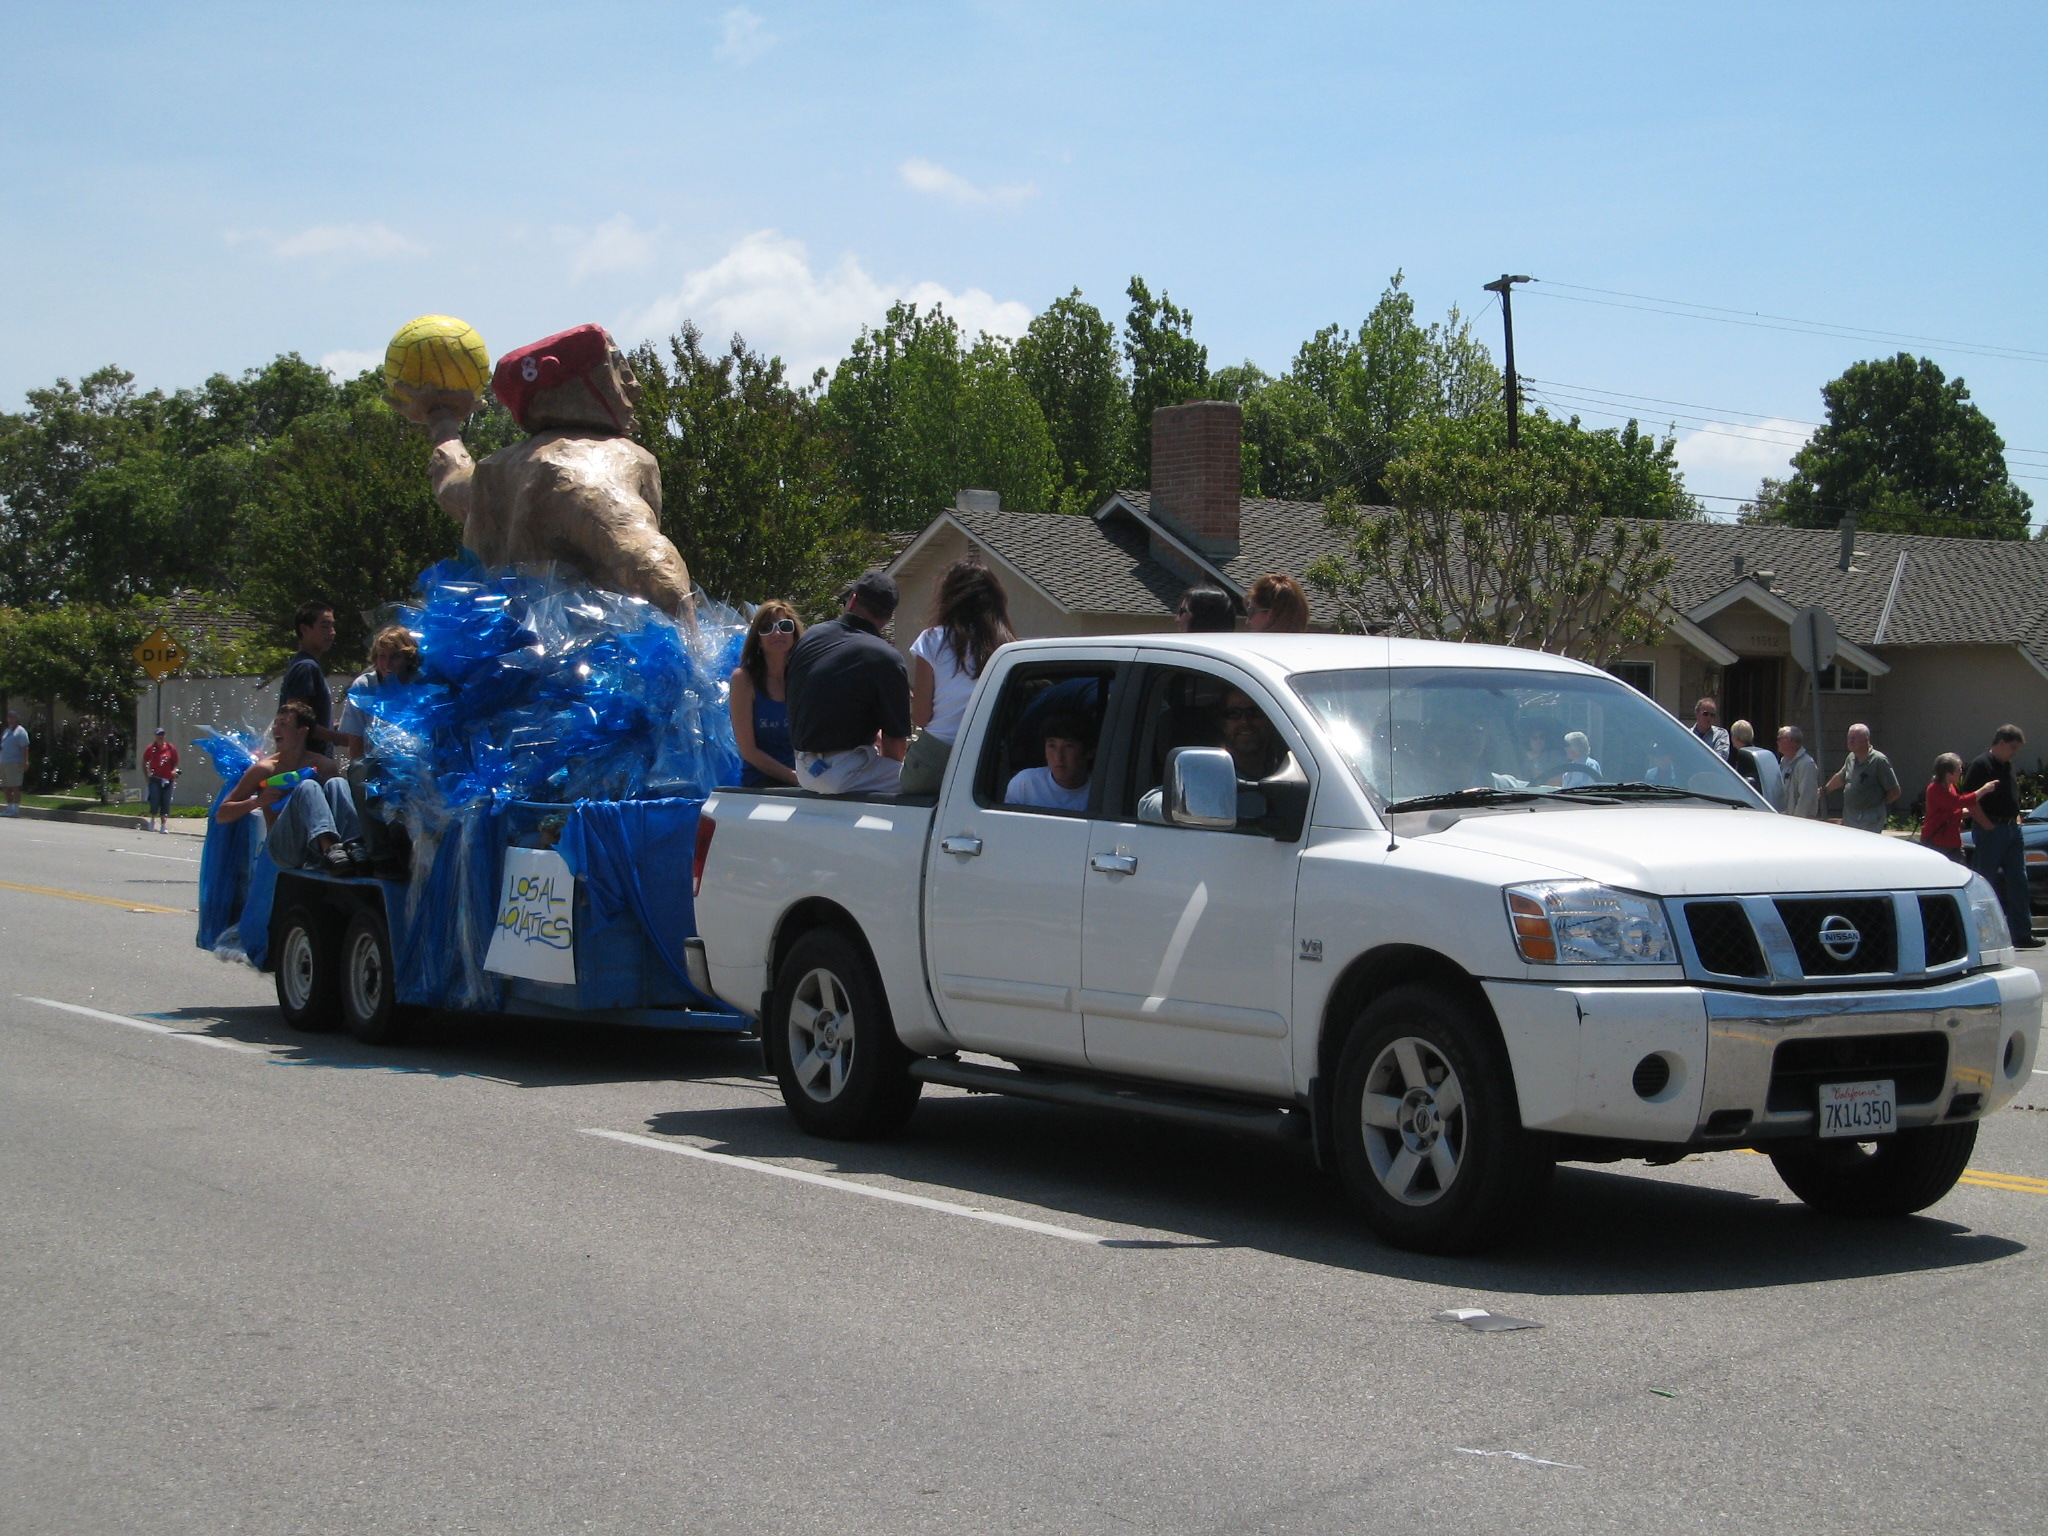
[766,928,921,1139]
[1768,1123,1977,1217]
[1332,984,1553,1255]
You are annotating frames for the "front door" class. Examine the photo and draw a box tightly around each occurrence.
[1722,657,1782,741]
[1078,662,1305,1097]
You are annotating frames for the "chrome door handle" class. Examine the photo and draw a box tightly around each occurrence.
[940,834,983,857]
[1090,852,1138,875]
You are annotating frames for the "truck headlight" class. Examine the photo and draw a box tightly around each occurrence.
[1506,881,1676,965]
[1965,873,2012,955]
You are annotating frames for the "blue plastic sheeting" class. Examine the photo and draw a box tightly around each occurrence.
[192,730,272,966]
[390,794,511,1011]
[555,797,719,1007]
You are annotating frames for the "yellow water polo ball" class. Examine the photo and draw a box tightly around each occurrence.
[384,315,490,395]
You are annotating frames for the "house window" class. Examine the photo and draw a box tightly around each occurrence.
[1606,660,1655,697]
[1817,662,1871,693]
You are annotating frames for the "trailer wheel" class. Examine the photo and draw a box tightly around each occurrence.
[766,927,920,1139]
[1769,1122,1977,1218]
[1331,983,1553,1255]
[274,904,342,1033]
[340,908,409,1046]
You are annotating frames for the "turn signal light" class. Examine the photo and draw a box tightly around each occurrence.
[1508,892,1556,962]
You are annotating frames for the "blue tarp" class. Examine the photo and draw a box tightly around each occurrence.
[556,796,718,1006]
[193,730,272,967]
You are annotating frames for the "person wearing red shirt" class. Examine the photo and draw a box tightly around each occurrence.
[141,727,179,833]
[1921,752,1984,863]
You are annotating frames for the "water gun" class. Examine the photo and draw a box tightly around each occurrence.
[263,766,319,791]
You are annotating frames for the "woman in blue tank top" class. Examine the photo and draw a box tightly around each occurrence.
[730,601,802,786]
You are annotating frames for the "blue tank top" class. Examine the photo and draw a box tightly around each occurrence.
[742,692,794,786]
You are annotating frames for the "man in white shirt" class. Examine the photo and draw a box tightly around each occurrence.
[0,710,28,817]
[1777,725,1822,818]
[1004,714,1094,813]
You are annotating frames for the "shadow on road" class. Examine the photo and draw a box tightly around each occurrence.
[643,1092,2027,1298]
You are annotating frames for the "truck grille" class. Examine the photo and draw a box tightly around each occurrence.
[1774,896,1898,977]
[1685,901,1768,978]
[1919,893,1966,966]
[1765,1031,1949,1112]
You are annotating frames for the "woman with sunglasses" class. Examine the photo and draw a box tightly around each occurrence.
[730,601,803,786]
[900,558,1016,794]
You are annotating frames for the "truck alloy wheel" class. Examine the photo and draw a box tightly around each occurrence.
[273,904,342,1033]
[1332,983,1553,1255]
[767,928,921,1140]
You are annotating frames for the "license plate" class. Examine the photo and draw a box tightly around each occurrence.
[1818,1079,1897,1138]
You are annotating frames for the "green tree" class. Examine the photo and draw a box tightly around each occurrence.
[0,600,150,796]
[823,300,1058,529]
[1305,425,1677,666]
[1123,276,1210,481]
[1762,353,2031,538]
[631,325,879,616]
[1012,290,1132,511]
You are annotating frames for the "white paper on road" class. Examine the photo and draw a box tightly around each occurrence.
[484,847,577,984]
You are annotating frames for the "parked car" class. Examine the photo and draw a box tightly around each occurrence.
[1959,800,2048,909]
[693,634,2042,1254]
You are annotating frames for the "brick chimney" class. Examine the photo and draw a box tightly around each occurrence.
[1149,401,1241,558]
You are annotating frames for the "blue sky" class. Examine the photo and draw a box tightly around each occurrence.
[4,2,2044,513]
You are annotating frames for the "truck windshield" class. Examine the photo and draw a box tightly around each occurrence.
[1289,665,1764,812]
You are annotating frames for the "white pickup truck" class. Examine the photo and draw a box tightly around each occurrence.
[691,634,2042,1252]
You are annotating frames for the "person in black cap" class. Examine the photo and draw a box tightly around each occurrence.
[786,571,912,794]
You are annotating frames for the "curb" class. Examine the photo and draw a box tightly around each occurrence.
[7,804,208,838]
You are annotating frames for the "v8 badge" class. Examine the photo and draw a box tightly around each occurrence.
[1298,938,1324,962]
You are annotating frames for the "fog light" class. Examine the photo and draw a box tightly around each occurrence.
[2006,1032,2027,1080]
[1632,1053,1672,1100]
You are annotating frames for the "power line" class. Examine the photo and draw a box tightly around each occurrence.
[1533,279,2048,364]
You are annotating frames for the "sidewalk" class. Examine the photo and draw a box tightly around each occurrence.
[8,803,207,838]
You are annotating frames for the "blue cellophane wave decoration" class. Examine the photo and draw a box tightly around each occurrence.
[192,728,274,967]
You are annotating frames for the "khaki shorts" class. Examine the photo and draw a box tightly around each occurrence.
[0,762,23,790]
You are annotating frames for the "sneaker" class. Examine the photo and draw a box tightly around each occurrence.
[321,843,353,872]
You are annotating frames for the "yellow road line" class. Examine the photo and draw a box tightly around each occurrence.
[1960,1169,2048,1194]
[0,878,190,915]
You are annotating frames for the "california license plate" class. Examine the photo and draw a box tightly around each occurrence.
[1818,1079,1897,1138]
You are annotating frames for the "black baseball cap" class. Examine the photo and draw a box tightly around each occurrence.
[841,570,899,619]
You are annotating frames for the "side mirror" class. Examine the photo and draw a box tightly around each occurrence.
[1165,747,1239,830]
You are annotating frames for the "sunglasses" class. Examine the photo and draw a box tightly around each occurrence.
[762,618,796,634]
[1223,706,1261,722]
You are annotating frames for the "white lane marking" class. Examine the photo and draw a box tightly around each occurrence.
[583,1128,1113,1245]
[108,845,200,864]
[20,996,263,1053]
[1458,1448,1584,1470]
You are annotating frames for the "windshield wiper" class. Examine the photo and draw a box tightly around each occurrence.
[1386,787,1546,813]
[1550,781,1758,810]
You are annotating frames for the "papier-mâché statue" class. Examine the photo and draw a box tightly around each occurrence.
[389,321,692,616]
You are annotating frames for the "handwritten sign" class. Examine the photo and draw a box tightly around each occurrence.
[483,847,578,984]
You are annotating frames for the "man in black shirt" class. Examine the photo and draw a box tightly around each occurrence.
[1962,723,2040,947]
[278,601,343,751]
[787,571,911,794]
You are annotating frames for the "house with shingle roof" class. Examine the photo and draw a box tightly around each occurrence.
[888,402,2048,792]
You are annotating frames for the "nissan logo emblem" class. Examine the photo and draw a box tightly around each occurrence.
[1818,914,1862,961]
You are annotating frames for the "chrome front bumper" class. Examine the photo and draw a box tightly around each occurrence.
[1698,966,2040,1140]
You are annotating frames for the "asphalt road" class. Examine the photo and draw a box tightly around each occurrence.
[4,815,2046,1535]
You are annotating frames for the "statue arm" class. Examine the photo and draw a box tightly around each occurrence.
[426,409,474,526]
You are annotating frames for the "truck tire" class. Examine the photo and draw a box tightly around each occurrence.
[1331,983,1554,1255]
[1768,1122,1977,1218]
[340,908,410,1046]
[274,903,342,1033]
[766,927,921,1139]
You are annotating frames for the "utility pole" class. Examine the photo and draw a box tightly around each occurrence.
[1482,274,1532,449]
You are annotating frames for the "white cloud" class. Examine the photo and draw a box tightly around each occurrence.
[556,214,657,280]
[1672,418,1813,505]
[320,348,380,380]
[715,7,775,63]
[625,230,1033,378]
[899,157,1037,209]
[238,222,426,262]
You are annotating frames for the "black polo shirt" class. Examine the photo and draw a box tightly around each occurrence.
[1963,750,2020,823]
[786,614,911,753]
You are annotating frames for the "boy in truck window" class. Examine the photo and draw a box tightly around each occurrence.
[1004,713,1094,813]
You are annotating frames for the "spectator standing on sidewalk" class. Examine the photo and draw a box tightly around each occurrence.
[1690,698,1730,759]
[1729,719,1783,808]
[1778,726,1822,818]
[787,572,911,795]
[1827,723,1900,832]
[1,710,28,817]
[1920,753,1983,864]
[141,726,179,833]
[1962,724,2041,948]
[279,601,344,752]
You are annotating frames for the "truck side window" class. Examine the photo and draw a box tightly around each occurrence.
[1125,667,1297,827]
[973,663,1117,816]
